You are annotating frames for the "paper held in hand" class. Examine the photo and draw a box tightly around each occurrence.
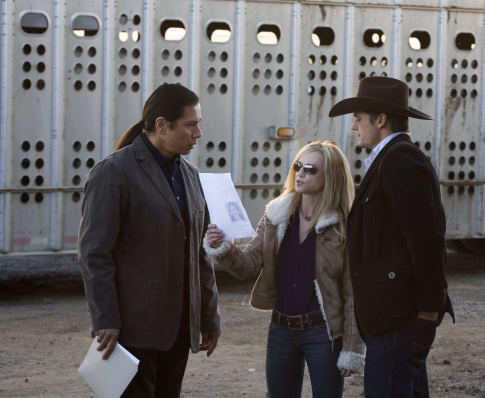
[78,338,140,398]
[199,173,257,240]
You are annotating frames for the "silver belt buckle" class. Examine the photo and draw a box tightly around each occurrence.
[287,315,305,331]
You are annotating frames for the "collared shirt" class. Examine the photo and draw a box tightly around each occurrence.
[141,133,186,216]
[364,132,409,172]
[275,211,320,316]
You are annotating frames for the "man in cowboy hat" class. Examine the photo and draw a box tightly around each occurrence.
[329,76,454,397]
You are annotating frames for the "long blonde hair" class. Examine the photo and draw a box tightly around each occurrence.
[280,141,355,243]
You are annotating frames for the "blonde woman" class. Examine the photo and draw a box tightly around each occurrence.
[204,141,365,397]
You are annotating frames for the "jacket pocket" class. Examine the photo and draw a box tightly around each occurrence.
[371,267,416,320]
[117,276,165,326]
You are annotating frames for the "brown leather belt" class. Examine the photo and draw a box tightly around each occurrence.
[271,310,325,331]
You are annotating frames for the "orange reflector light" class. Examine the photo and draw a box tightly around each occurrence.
[277,127,295,138]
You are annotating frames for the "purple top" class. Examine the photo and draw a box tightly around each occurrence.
[275,212,320,316]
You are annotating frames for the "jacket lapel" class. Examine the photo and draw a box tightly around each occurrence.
[351,134,411,210]
[179,158,199,214]
[133,135,183,222]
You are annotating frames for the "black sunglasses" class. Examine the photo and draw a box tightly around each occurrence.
[293,161,318,175]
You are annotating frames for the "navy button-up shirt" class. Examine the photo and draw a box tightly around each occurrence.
[275,212,320,316]
[141,133,186,217]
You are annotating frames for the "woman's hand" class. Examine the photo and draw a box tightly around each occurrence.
[206,224,225,248]
[340,369,352,377]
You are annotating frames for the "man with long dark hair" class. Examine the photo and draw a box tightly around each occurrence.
[78,84,220,397]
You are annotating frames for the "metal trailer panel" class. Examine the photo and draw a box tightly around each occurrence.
[440,10,483,237]
[197,0,236,177]
[398,8,439,167]
[8,1,54,252]
[60,1,105,250]
[109,0,146,150]
[344,5,394,186]
[0,0,9,252]
[1,0,485,255]
[297,4,345,148]
[239,1,294,227]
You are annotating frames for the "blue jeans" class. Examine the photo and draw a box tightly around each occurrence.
[364,318,437,398]
[266,315,343,398]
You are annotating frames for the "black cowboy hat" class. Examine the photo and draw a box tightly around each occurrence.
[328,76,433,120]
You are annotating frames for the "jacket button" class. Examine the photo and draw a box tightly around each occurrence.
[388,272,396,279]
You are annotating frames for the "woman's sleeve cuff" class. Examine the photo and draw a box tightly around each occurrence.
[203,235,232,258]
[337,350,365,376]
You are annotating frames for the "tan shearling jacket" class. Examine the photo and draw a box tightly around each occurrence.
[204,192,365,375]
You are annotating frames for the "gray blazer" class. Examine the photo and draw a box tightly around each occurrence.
[78,135,220,352]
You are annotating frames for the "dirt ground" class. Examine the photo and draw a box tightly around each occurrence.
[0,251,484,397]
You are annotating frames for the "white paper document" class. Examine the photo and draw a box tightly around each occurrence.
[199,173,257,240]
[78,338,140,398]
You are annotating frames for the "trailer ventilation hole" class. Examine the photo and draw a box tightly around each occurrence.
[72,15,99,37]
[250,189,257,199]
[262,173,269,183]
[34,193,43,203]
[250,174,258,183]
[207,22,231,43]
[409,31,430,50]
[21,193,30,203]
[161,20,186,41]
[363,29,385,48]
[312,27,335,47]
[20,12,48,34]
[72,192,81,203]
[455,33,475,51]
[257,24,280,45]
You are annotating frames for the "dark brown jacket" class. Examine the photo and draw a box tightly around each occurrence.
[78,135,220,352]
[347,134,452,337]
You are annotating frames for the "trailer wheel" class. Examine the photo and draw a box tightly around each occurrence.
[460,239,485,255]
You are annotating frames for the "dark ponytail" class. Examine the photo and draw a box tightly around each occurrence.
[115,83,199,151]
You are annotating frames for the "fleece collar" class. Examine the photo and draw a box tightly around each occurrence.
[265,193,339,247]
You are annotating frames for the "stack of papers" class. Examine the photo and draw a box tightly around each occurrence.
[78,338,139,398]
